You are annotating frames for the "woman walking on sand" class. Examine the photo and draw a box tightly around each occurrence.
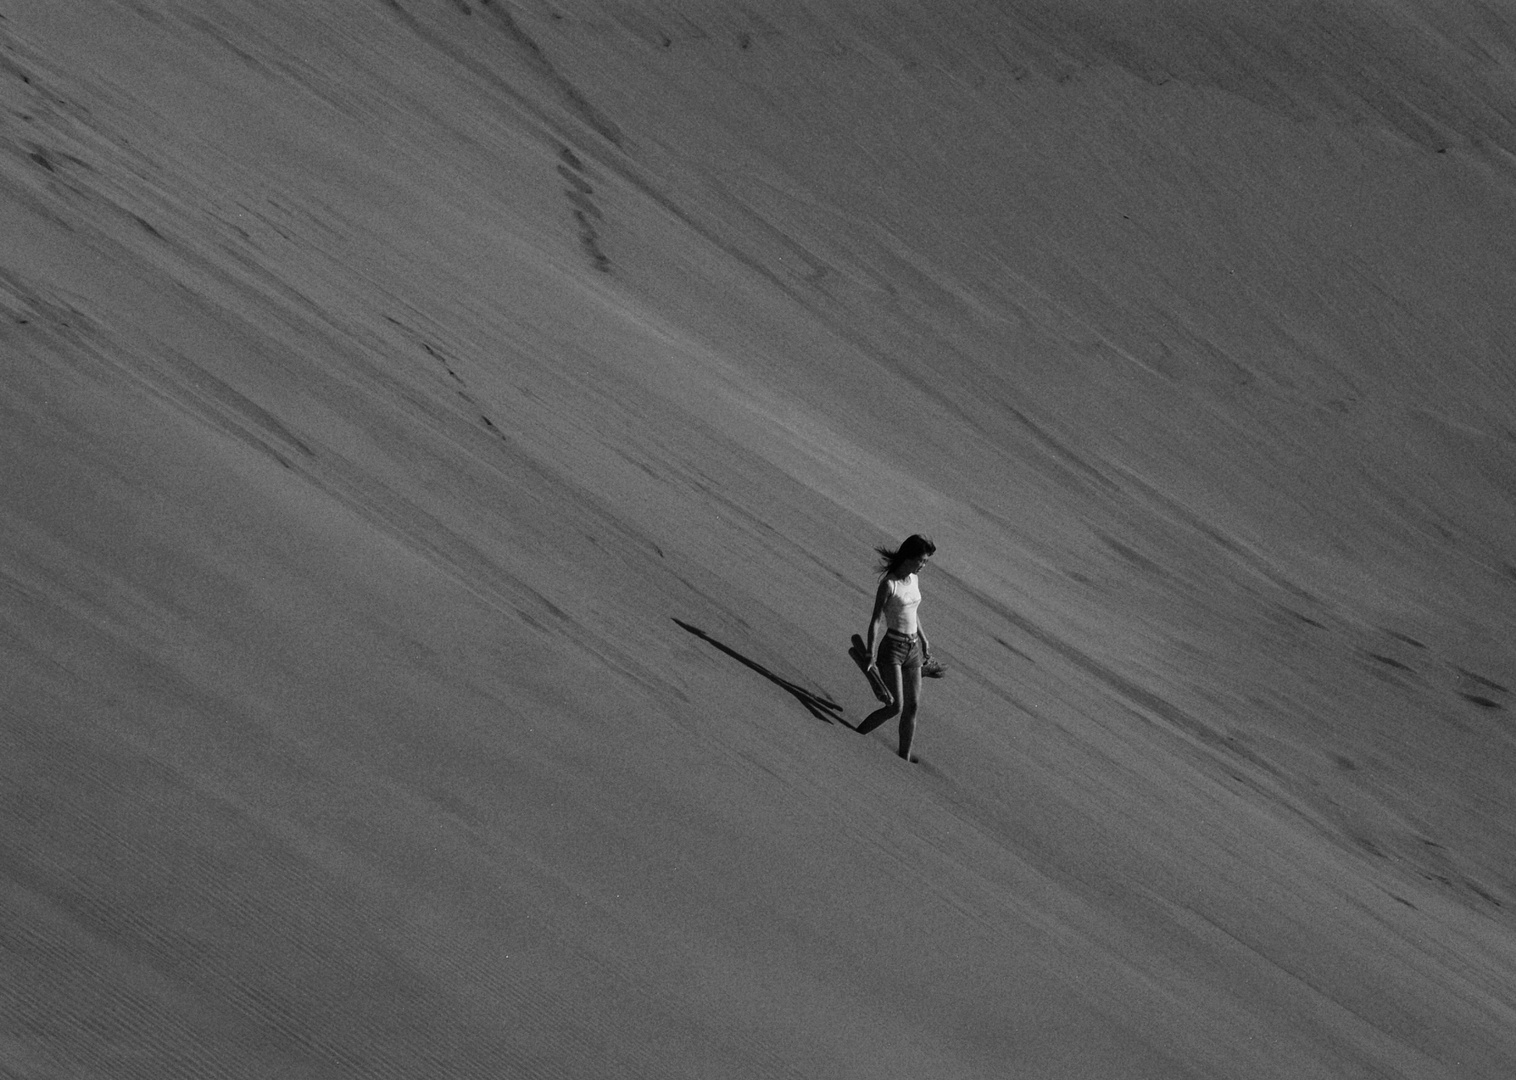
[857,534,937,760]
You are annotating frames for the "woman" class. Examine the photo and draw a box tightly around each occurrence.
[857,533,936,760]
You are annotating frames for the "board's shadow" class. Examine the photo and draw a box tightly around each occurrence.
[673,619,846,726]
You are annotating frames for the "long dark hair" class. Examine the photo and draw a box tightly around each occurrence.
[875,533,936,579]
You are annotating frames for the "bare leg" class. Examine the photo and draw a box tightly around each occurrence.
[856,663,903,734]
[897,663,922,760]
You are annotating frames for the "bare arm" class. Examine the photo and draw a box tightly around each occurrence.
[864,578,890,667]
[917,619,930,659]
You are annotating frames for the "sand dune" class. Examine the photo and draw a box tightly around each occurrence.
[5,1,1516,1076]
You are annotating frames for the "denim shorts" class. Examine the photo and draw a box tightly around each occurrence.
[878,629,923,671]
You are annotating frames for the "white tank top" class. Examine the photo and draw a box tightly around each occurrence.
[883,573,921,635]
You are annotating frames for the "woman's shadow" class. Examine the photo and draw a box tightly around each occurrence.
[672,618,847,726]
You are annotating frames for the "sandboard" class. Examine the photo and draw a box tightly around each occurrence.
[849,634,894,705]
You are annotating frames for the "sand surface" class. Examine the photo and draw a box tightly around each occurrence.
[5,1,1516,1076]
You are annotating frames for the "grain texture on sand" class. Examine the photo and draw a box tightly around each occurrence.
[5,1,1516,1077]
